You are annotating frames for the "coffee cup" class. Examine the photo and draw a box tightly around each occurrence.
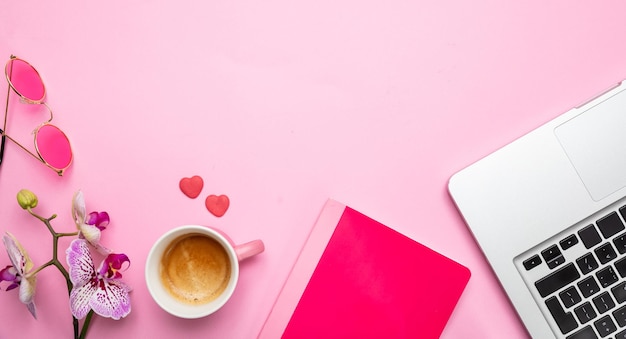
[145,225,264,318]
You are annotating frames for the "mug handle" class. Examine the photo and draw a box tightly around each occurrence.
[234,240,265,261]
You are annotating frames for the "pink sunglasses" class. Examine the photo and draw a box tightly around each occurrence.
[2,55,73,175]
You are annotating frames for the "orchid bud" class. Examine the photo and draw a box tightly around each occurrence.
[17,189,38,210]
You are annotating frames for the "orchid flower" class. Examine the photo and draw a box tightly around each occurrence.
[72,191,110,254]
[66,239,131,320]
[0,232,37,319]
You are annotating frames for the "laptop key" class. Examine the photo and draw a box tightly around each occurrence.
[579,225,602,249]
[547,256,565,269]
[523,254,542,271]
[565,325,596,339]
[542,244,562,261]
[597,211,625,239]
[619,205,626,225]
[574,302,597,324]
[614,304,626,327]
[546,296,578,334]
[542,245,565,269]
[536,263,580,297]
[592,292,615,314]
[615,257,626,278]
[560,286,582,308]
[612,282,626,303]
[561,234,579,250]
[578,276,600,298]
[594,243,617,265]
[614,233,626,254]
[594,315,617,337]
[577,253,599,275]
[596,266,618,288]
[616,329,626,339]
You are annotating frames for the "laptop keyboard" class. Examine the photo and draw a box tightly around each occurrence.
[519,204,626,339]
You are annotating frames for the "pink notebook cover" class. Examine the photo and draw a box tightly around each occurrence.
[258,199,471,339]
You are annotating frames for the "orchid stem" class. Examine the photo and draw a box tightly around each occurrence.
[27,260,54,277]
[26,208,82,339]
[79,310,94,339]
[58,232,80,237]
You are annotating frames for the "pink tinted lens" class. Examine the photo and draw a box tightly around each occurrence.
[5,58,45,102]
[35,124,72,170]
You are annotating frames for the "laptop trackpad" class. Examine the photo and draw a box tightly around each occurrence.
[555,88,626,201]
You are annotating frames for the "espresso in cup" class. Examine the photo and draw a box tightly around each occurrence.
[160,233,231,305]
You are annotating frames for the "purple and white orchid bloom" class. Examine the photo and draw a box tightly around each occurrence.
[66,239,131,320]
[0,232,37,319]
[72,191,111,254]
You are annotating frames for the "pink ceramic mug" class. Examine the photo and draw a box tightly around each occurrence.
[145,225,264,318]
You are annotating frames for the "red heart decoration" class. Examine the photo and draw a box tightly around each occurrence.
[205,195,230,217]
[179,176,204,199]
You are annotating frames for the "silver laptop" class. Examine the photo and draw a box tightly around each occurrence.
[449,81,626,339]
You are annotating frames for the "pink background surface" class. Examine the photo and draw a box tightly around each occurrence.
[2,1,626,338]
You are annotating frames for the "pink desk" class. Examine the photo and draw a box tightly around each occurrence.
[1,1,626,338]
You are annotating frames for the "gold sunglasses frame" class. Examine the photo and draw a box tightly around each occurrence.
[2,55,73,176]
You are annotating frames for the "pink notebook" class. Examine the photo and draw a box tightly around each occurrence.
[258,199,471,339]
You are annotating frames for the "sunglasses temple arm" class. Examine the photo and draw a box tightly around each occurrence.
[42,102,53,123]
[1,66,10,167]
[1,132,46,166]
[3,72,9,136]
[0,132,4,167]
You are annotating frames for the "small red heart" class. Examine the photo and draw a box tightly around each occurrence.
[179,176,204,199]
[205,195,230,217]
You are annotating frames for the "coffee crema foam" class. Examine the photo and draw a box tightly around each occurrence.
[159,234,231,305]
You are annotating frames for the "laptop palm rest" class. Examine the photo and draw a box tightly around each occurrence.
[555,88,626,201]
